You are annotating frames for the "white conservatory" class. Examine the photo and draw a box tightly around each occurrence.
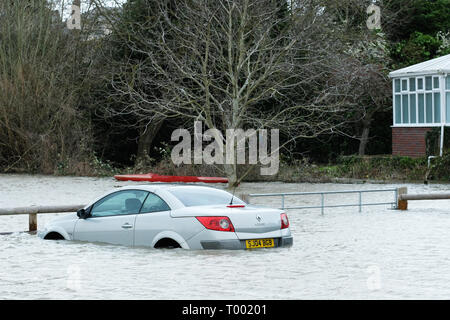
[389,54,450,157]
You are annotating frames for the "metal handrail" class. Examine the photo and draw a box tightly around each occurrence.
[248,188,398,214]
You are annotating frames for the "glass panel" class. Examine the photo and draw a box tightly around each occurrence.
[91,190,148,217]
[446,92,450,123]
[402,94,409,123]
[418,93,425,123]
[434,92,441,123]
[446,76,450,90]
[409,78,416,91]
[426,93,433,123]
[426,76,432,90]
[433,77,440,89]
[140,193,171,213]
[409,94,416,123]
[418,78,424,90]
[402,79,408,91]
[168,187,245,207]
[395,79,401,92]
[395,95,401,124]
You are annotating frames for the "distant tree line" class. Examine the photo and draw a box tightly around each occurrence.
[0,0,449,181]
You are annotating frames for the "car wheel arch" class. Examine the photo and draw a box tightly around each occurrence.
[42,226,71,240]
[151,231,189,249]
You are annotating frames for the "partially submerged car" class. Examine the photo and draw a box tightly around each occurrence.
[38,184,293,250]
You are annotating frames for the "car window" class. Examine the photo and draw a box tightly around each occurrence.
[91,190,148,217]
[167,187,245,207]
[140,193,171,213]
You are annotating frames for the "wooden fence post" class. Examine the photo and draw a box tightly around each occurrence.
[397,187,408,210]
[29,213,37,232]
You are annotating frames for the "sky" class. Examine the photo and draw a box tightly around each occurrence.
[52,0,126,19]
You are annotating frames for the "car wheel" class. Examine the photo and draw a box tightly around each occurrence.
[44,232,65,240]
[154,238,181,249]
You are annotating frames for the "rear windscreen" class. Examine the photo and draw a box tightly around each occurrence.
[168,187,245,207]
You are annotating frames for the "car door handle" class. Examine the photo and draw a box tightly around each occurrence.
[121,223,133,229]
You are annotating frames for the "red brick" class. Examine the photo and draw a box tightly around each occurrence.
[392,127,433,157]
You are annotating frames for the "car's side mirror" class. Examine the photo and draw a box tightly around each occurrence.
[77,208,90,219]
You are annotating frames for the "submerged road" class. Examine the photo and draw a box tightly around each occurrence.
[1,174,450,299]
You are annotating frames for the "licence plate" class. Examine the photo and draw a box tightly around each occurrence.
[245,238,274,249]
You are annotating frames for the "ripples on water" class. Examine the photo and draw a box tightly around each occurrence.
[1,174,450,299]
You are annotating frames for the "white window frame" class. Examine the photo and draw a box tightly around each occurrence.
[392,75,446,127]
[445,75,450,123]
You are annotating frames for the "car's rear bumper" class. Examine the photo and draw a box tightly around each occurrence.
[200,236,293,250]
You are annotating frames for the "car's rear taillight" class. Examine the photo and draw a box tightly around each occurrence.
[196,216,235,232]
[280,213,289,229]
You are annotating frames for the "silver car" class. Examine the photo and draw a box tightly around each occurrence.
[38,184,293,250]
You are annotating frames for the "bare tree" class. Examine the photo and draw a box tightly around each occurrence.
[327,31,392,155]
[95,0,358,186]
[88,0,167,164]
[0,0,104,174]
[318,0,413,155]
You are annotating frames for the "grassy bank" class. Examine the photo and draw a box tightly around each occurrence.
[4,152,450,184]
[296,155,428,183]
[138,154,449,184]
[275,153,450,184]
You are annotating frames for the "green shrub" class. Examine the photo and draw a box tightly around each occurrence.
[428,150,450,181]
[334,154,427,180]
[426,127,450,156]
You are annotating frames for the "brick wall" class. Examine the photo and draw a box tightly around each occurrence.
[392,127,433,157]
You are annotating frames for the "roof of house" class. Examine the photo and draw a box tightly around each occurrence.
[389,54,450,78]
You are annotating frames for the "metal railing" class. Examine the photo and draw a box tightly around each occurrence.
[247,188,399,214]
[0,187,406,234]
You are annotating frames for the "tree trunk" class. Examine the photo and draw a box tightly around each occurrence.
[224,163,239,190]
[358,120,370,156]
[136,119,164,161]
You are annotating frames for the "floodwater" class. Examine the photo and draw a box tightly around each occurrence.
[1,174,450,299]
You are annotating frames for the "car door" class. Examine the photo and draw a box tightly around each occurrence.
[73,190,148,246]
[134,192,172,247]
